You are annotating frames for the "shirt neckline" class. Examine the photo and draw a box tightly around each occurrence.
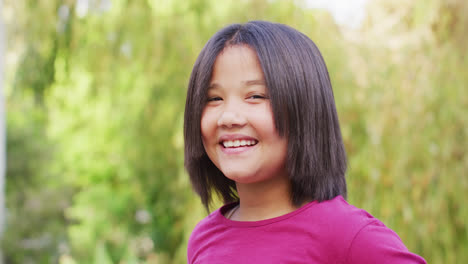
[216,198,325,227]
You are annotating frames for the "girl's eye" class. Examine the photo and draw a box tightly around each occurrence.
[207,96,222,102]
[247,94,267,99]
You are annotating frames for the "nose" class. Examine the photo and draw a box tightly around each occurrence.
[217,107,247,128]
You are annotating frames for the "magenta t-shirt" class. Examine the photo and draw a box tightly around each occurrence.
[188,196,426,263]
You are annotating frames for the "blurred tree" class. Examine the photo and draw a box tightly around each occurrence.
[1,1,70,263]
[0,0,6,262]
[343,0,467,263]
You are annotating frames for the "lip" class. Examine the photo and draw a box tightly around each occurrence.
[218,134,258,155]
[218,134,257,143]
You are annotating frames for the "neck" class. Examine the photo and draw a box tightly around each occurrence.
[232,174,297,221]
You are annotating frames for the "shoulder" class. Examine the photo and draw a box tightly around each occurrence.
[301,196,426,263]
[311,196,427,264]
[345,220,427,263]
[188,208,219,246]
[187,205,230,263]
[301,196,379,239]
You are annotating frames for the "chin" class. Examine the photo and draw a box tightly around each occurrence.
[223,171,257,183]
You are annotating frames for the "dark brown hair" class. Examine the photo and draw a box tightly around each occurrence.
[184,21,347,209]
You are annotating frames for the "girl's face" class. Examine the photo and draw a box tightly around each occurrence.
[201,45,288,184]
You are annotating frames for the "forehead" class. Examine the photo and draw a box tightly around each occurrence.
[209,45,265,87]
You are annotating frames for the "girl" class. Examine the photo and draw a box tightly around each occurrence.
[184,21,426,263]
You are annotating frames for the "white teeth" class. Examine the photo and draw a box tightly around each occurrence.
[222,140,257,148]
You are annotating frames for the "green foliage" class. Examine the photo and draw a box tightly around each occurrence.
[2,0,466,263]
[344,2,467,263]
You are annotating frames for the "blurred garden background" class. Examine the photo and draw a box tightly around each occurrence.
[0,0,466,263]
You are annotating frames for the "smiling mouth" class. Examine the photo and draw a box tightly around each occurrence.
[221,139,258,148]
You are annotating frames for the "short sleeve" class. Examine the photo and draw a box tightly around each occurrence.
[346,220,427,264]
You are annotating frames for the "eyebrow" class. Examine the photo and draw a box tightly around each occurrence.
[208,79,265,90]
[244,79,266,86]
[207,83,219,90]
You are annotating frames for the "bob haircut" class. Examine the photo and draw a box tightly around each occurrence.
[184,21,347,209]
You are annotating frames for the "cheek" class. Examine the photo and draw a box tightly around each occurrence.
[200,114,210,156]
[255,107,280,137]
[200,109,214,140]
